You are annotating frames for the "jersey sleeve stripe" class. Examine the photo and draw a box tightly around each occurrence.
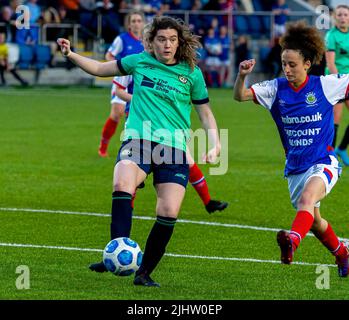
[116,60,127,75]
[192,97,209,105]
[112,80,126,89]
[250,87,259,104]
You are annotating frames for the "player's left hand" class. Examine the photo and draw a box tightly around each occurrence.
[57,38,71,57]
[202,147,220,164]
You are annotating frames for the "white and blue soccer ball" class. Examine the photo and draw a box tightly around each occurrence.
[103,237,143,276]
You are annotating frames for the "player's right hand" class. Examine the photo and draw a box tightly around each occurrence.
[57,38,71,57]
[239,59,256,75]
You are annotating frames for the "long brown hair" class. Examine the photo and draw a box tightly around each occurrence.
[146,16,202,70]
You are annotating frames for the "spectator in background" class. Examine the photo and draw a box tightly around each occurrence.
[272,0,290,37]
[234,34,250,77]
[0,32,8,85]
[239,0,254,13]
[219,0,234,27]
[218,25,231,87]
[0,6,16,42]
[26,0,42,24]
[143,0,165,21]
[79,0,96,11]
[95,0,120,45]
[189,0,204,36]
[59,0,80,22]
[15,5,39,45]
[266,36,282,78]
[204,27,222,87]
[0,32,28,86]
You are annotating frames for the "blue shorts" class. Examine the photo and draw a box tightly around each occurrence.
[116,139,189,187]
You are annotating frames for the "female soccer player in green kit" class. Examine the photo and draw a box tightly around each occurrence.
[57,16,222,287]
[325,4,349,164]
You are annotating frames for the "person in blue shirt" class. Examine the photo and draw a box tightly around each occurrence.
[272,0,289,37]
[234,21,349,277]
[218,25,231,87]
[98,10,145,157]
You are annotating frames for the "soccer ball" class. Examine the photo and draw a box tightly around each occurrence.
[103,237,143,276]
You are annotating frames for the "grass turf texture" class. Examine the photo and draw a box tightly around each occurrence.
[1,87,349,300]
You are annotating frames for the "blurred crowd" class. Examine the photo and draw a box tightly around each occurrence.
[0,0,332,87]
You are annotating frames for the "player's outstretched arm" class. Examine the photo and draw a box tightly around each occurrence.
[57,38,123,77]
[233,59,256,102]
[114,86,132,103]
[194,103,221,164]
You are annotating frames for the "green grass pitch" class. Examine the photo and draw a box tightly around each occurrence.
[1,86,349,300]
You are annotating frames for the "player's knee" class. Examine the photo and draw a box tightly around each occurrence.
[113,180,136,194]
[297,191,316,208]
[110,113,122,122]
[156,203,179,218]
[110,106,125,121]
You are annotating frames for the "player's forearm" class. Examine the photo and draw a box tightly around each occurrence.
[115,90,132,103]
[327,63,338,74]
[325,52,338,74]
[233,73,250,101]
[67,51,119,77]
[198,106,221,152]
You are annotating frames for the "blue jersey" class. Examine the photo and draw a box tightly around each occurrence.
[251,74,349,176]
[219,34,230,62]
[107,32,144,60]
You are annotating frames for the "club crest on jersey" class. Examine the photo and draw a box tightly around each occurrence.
[178,75,188,84]
[305,92,317,105]
[121,148,132,157]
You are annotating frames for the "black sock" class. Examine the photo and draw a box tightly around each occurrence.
[338,125,349,150]
[333,124,339,148]
[137,216,177,276]
[110,191,133,240]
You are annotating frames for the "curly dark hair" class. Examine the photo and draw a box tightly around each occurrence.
[146,16,202,70]
[279,20,325,66]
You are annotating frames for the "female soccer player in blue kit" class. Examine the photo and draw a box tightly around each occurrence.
[234,21,349,277]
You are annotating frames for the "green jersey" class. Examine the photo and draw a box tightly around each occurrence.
[325,27,349,74]
[117,51,209,151]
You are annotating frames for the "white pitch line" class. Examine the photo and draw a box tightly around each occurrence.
[0,242,336,268]
[1,207,348,241]
[0,207,290,233]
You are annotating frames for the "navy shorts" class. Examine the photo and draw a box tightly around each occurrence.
[116,139,189,187]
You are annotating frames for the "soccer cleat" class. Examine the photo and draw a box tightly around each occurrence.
[335,147,349,166]
[277,230,294,264]
[335,244,349,277]
[89,261,108,273]
[134,273,160,287]
[205,200,228,214]
[98,141,109,158]
[98,147,109,158]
